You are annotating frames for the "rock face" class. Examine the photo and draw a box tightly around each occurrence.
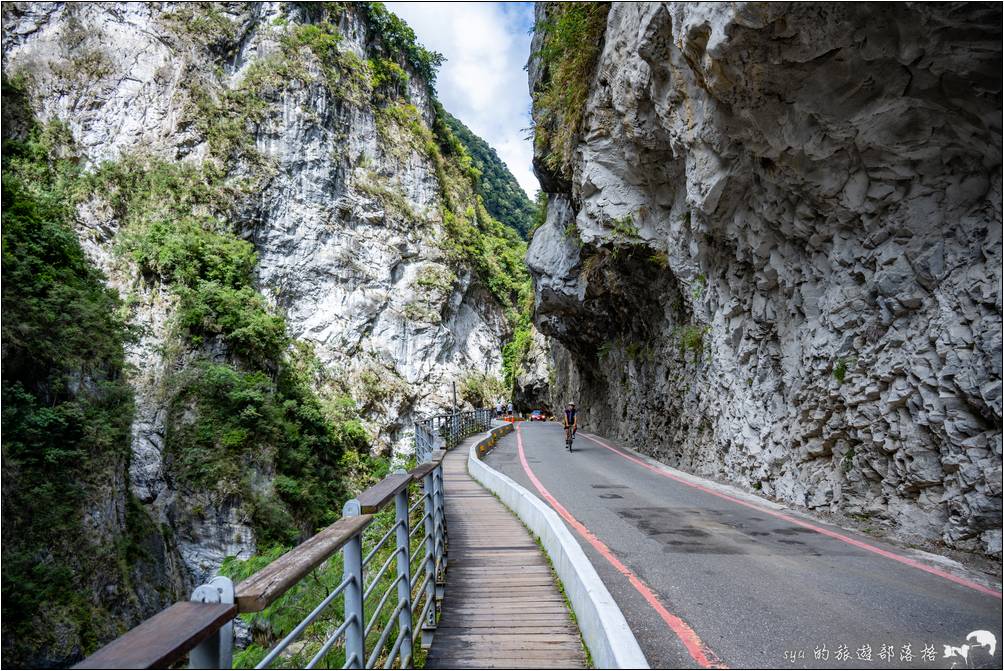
[529,2,1003,556]
[3,2,512,662]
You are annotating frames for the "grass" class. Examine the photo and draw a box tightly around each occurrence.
[414,265,456,294]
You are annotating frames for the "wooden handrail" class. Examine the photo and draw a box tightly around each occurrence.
[72,601,237,669]
[356,473,412,514]
[235,514,373,612]
[409,461,437,479]
[235,454,450,612]
[72,423,471,669]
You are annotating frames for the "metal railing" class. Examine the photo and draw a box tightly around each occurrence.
[74,455,450,670]
[414,408,492,463]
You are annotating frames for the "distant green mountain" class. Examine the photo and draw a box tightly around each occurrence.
[443,111,536,239]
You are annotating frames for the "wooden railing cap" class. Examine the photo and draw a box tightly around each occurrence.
[72,601,236,669]
[235,513,373,612]
[356,472,412,514]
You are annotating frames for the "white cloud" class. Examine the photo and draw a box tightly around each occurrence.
[384,1,539,198]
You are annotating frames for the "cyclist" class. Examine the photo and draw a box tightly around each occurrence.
[562,402,577,451]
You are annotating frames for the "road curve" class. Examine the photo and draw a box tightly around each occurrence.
[484,422,1003,669]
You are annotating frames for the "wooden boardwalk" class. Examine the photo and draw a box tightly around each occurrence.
[425,442,586,669]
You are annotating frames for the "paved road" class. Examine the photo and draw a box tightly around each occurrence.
[484,422,1003,669]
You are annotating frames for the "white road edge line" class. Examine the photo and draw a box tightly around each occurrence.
[467,424,650,670]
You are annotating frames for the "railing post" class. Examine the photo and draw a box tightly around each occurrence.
[421,471,437,648]
[343,499,365,670]
[433,462,447,586]
[394,473,414,667]
[415,423,430,464]
[189,576,234,669]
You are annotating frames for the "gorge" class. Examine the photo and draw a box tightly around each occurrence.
[2,2,531,665]
[2,2,1002,668]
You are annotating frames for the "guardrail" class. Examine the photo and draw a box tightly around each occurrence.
[75,452,451,670]
[413,408,492,463]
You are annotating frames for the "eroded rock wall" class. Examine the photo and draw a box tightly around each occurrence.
[529,2,1003,556]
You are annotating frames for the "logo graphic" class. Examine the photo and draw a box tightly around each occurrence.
[943,644,970,664]
[967,631,996,656]
[943,630,997,668]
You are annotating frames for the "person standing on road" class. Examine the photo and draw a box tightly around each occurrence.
[507,401,514,416]
[496,400,503,418]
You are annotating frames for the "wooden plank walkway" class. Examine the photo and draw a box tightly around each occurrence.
[425,440,587,669]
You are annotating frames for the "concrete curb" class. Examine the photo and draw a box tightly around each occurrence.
[467,424,649,669]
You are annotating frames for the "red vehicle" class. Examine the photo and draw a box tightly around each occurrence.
[529,410,547,421]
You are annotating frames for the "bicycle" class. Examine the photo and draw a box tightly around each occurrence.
[564,425,575,452]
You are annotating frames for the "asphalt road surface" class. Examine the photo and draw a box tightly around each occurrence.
[484,422,1003,670]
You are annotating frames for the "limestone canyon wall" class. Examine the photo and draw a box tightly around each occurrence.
[529,2,1003,557]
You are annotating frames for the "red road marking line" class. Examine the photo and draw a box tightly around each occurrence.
[515,424,727,669]
[581,432,1003,600]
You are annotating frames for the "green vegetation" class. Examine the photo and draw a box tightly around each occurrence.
[403,300,442,325]
[691,273,706,301]
[442,111,538,238]
[3,3,543,663]
[842,446,856,473]
[676,323,710,360]
[532,2,611,177]
[501,297,535,394]
[166,359,368,546]
[375,101,436,162]
[162,2,240,53]
[361,2,445,88]
[355,364,408,412]
[103,158,387,545]
[369,56,410,100]
[432,118,531,309]
[625,340,652,362]
[355,169,422,221]
[460,371,506,408]
[90,152,375,545]
[649,251,669,269]
[415,264,456,294]
[127,217,286,364]
[610,213,639,238]
[833,357,852,384]
[1,101,141,664]
[528,189,549,238]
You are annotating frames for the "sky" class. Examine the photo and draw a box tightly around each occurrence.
[385,2,539,198]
